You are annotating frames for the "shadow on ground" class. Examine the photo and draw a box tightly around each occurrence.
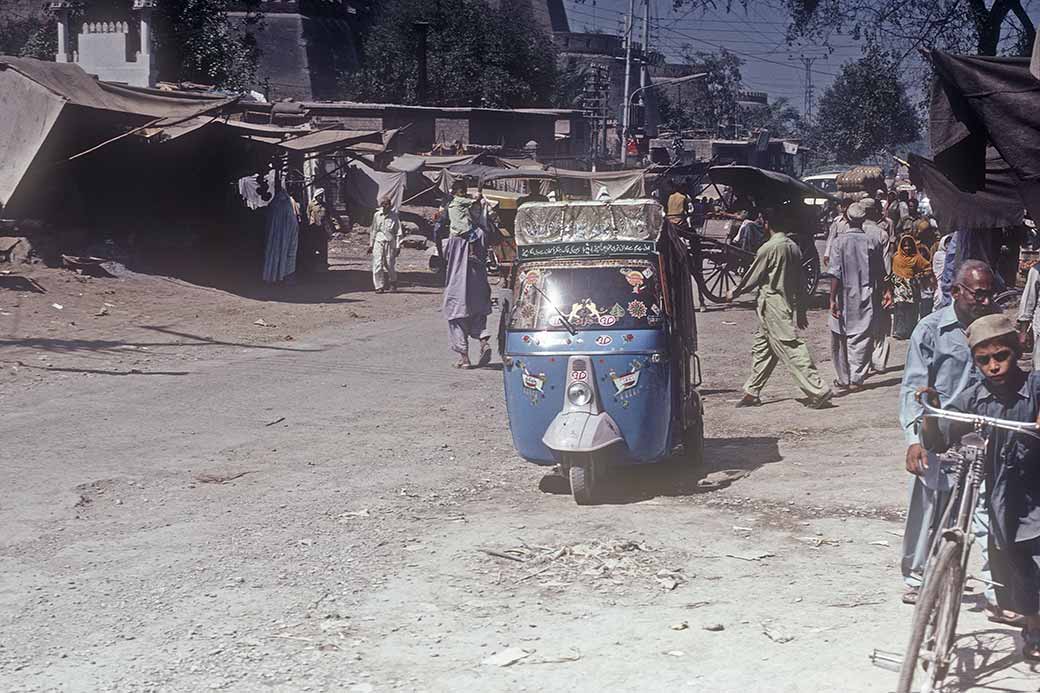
[0,325,319,356]
[0,275,46,293]
[948,627,1036,692]
[540,435,782,505]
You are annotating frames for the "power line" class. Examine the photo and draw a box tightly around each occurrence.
[656,24,842,77]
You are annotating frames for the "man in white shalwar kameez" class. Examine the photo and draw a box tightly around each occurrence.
[368,196,401,293]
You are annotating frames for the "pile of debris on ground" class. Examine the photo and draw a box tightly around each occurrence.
[476,539,689,593]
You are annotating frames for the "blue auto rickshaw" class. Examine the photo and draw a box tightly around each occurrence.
[498,199,704,504]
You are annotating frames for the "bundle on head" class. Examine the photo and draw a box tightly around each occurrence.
[836,166,885,193]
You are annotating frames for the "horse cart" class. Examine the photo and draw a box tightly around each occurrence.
[691,165,835,303]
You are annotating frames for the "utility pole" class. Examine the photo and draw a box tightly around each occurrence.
[801,56,817,124]
[640,0,650,93]
[621,0,635,165]
[581,65,609,168]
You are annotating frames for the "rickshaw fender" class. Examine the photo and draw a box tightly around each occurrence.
[542,411,623,453]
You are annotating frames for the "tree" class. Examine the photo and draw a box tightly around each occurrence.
[651,47,743,134]
[807,45,921,163]
[347,0,559,108]
[742,97,805,138]
[781,0,1034,58]
[0,1,263,91]
[681,48,743,132]
[154,0,263,91]
[0,1,55,60]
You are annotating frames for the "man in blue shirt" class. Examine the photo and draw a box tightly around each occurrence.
[899,260,998,607]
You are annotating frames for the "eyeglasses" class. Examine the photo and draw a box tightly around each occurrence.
[957,284,996,303]
[975,349,1014,367]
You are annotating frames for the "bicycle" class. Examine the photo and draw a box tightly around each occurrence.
[896,401,1040,693]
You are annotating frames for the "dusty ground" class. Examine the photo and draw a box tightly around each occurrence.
[0,234,439,389]
[1,244,1038,692]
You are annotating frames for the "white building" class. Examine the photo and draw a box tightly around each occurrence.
[51,0,157,88]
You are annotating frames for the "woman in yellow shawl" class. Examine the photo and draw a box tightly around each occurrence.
[891,234,934,339]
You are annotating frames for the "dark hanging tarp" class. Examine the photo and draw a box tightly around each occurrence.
[908,150,1024,232]
[928,50,1040,222]
[929,51,1040,182]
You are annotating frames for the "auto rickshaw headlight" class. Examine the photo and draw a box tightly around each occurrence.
[567,382,593,406]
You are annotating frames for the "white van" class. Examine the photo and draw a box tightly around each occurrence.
[802,172,841,206]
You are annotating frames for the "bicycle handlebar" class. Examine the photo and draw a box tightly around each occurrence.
[921,401,1040,439]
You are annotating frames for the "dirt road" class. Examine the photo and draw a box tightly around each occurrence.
[1,264,1037,691]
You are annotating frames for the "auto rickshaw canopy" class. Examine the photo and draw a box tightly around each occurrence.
[514,200,664,247]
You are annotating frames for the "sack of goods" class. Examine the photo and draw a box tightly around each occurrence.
[836,166,885,192]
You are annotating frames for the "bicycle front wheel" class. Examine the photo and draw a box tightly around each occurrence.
[896,537,966,693]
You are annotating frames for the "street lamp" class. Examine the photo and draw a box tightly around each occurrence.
[622,72,708,165]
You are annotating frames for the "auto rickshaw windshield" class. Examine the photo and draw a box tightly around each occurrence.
[510,259,663,331]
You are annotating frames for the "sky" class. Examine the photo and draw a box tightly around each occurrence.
[558,0,1040,116]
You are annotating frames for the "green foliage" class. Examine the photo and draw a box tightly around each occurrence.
[683,48,743,131]
[807,45,921,163]
[0,0,263,91]
[347,0,559,108]
[0,11,55,60]
[655,48,743,133]
[742,97,806,138]
[154,0,263,91]
[656,50,804,137]
[780,0,1035,57]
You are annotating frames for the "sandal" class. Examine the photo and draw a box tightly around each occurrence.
[902,586,919,605]
[735,394,762,408]
[477,341,492,367]
[986,605,1026,627]
[804,391,835,410]
[454,357,471,369]
[1022,628,1040,662]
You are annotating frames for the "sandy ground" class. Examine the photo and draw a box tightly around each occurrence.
[1,245,1039,692]
[0,234,439,390]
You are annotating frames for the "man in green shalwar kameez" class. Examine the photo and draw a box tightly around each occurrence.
[725,210,832,409]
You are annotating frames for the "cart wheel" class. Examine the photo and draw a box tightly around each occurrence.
[698,247,747,304]
[497,298,510,359]
[802,252,820,297]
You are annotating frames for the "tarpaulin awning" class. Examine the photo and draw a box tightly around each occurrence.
[929,52,1040,183]
[388,152,508,173]
[546,167,646,200]
[927,50,1040,223]
[388,154,428,173]
[274,129,383,153]
[0,56,237,207]
[343,159,406,213]
[707,165,836,206]
[909,151,1024,232]
[0,56,234,117]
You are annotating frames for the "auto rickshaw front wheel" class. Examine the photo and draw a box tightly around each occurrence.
[565,454,601,506]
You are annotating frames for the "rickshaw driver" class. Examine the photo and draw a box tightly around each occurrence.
[723,208,832,409]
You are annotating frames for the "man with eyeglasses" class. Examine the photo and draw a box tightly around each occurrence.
[898,261,1012,620]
